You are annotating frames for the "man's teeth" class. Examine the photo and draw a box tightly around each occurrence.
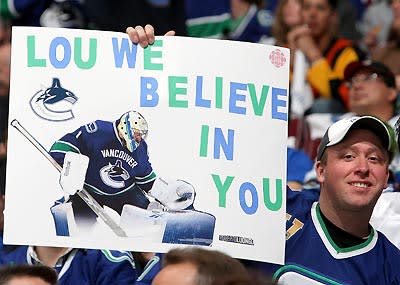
[351,182,368,188]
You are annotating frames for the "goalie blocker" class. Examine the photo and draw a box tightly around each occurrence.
[148,177,196,210]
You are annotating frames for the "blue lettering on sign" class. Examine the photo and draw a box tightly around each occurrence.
[229,82,247,115]
[112,37,138,68]
[140,77,159,107]
[239,182,258,215]
[49,37,71,69]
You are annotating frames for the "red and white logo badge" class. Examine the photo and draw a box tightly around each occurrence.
[269,49,286,68]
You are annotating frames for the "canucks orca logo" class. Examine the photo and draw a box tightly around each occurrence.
[100,160,130,188]
[30,78,78,121]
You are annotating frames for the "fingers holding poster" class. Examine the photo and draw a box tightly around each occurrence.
[5,26,289,264]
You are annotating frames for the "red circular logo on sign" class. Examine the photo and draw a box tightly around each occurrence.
[269,49,286,68]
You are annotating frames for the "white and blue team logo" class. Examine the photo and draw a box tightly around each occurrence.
[30,78,78,121]
[100,160,130,188]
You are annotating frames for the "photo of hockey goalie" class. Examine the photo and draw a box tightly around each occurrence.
[40,110,215,246]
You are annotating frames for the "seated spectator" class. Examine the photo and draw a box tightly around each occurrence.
[228,0,274,43]
[184,0,231,38]
[266,0,303,46]
[287,0,365,114]
[263,0,313,121]
[300,61,399,189]
[138,247,253,285]
[0,264,58,285]
[0,245,138,285]
[185,0,274,43]
[248,116,400,284]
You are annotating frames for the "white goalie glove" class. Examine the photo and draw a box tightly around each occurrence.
[148,177,196,210]
[59,152,89,196]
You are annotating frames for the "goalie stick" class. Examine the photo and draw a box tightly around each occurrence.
[10,119,127,237]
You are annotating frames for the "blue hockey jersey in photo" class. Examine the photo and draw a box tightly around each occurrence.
[50,119,156,198]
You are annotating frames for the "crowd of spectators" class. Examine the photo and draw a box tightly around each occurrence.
[1,0,400,284]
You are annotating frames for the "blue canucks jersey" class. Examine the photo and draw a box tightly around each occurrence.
[185,0,230,38]
[50,120,156,197]
[0,246,138,285]
[229,5,273,43]
[248,187,400,284]
[135,253,163,285]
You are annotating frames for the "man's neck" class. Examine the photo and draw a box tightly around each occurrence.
[354,107,394,123]
[318,198,372,238]
[314,32,334,54]
[318,206,371,248]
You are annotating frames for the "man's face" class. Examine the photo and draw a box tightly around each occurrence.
[316,129,389,213]
[152,262,198,285]
[133,130,143,144]
[348,71,396,115]
[118,128,143,153]
[302,0,334,39]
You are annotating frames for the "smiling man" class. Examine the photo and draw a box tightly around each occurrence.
[248,116,400,284]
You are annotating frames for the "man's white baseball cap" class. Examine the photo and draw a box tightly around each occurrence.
[316,116,396,162]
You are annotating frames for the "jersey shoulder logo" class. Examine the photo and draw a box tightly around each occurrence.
[30,78,78,121]
[85,122,98,133]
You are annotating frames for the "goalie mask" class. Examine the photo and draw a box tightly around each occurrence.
[117,111,148,152]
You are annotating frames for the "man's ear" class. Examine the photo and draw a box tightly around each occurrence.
[388,88,397,104]
[384,169,389,189]
[315,161,325,184]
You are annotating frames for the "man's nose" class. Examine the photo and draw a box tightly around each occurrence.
[351,79,364,89]
[355,158,370,176]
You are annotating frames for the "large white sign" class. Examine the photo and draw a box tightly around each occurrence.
[5,27,289,264]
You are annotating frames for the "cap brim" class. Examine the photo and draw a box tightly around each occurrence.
[317,116,393,161]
